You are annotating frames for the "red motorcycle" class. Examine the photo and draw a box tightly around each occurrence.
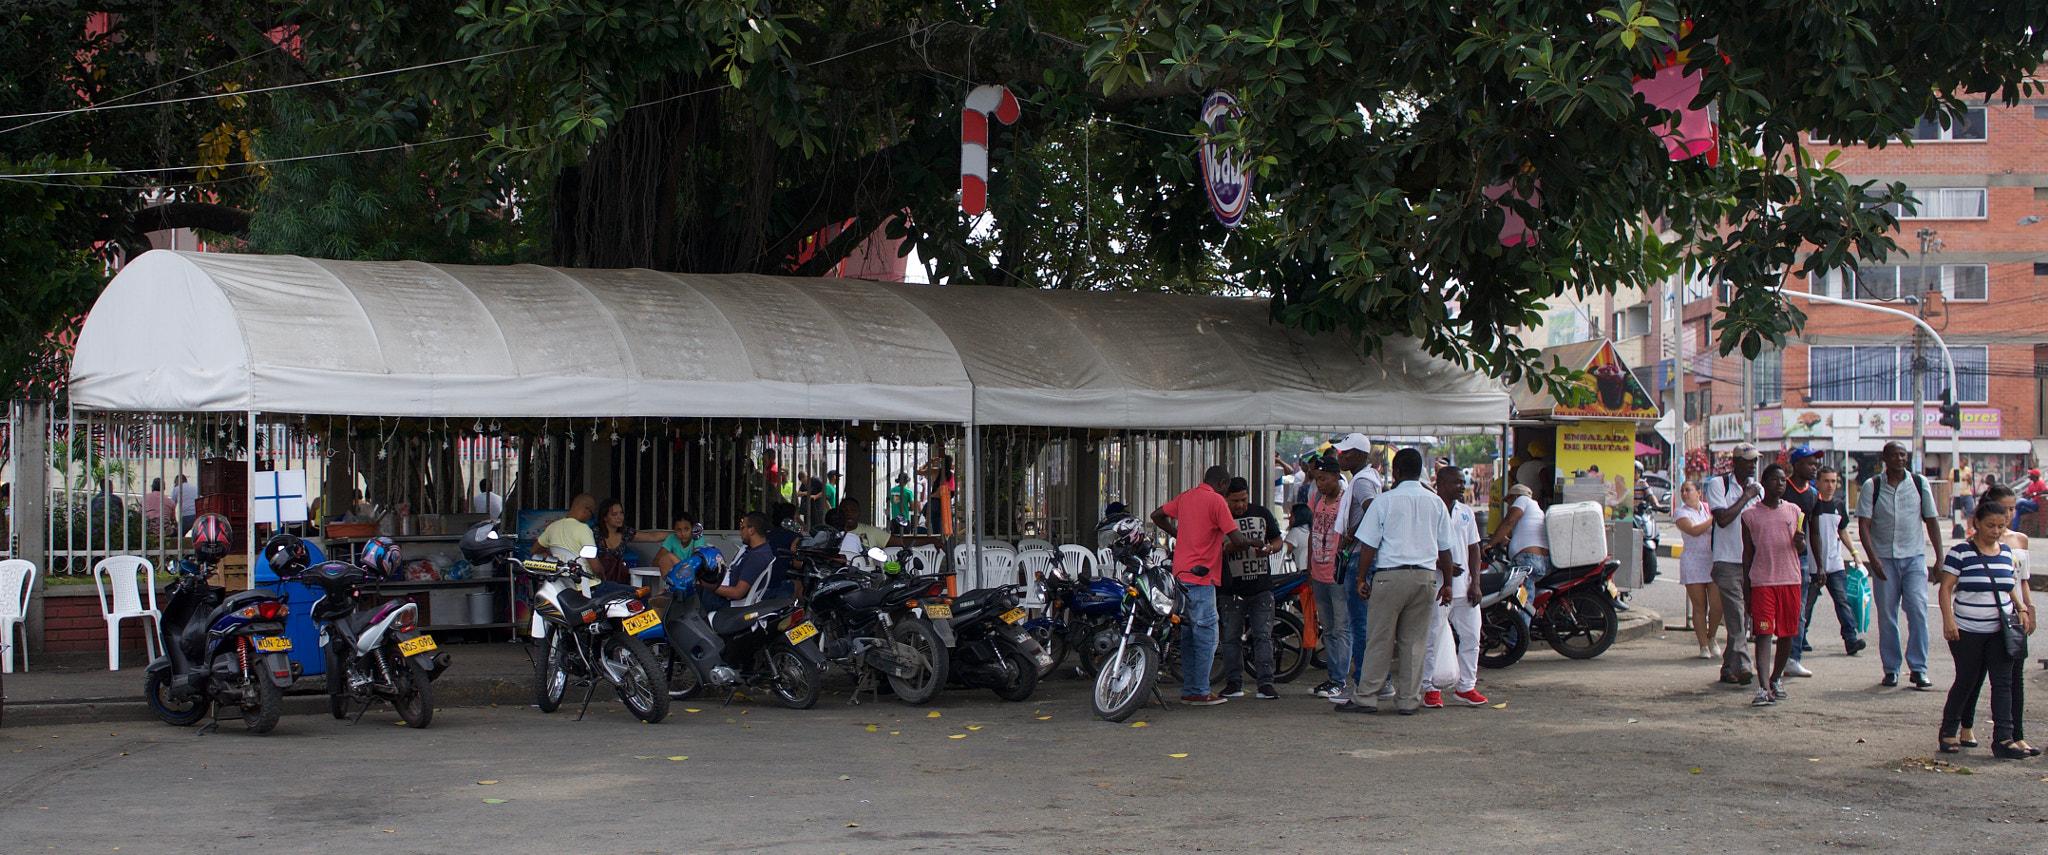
[1526,555,1622,660]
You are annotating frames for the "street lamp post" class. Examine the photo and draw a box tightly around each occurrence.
[1910,228,1942,476]
[1777,285,1960,484]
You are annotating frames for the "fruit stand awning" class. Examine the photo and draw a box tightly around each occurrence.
[69,250,1510,431]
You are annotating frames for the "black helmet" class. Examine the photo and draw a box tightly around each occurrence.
[263,534,310,576]
[1097,512,1147,557]
[460,519,515,563]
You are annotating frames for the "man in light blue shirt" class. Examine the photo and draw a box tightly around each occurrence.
[1855,441,1943,689]
[1335,448,1456,715]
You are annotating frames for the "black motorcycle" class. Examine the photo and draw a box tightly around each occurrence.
[144,516,299,734]
[942,581,1049,701]
[786,534,941,704]
[651,547,825,710]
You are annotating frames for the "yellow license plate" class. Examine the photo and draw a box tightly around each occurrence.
[253,636,291,652]
[396,635,438,657]
[622,610,662,635]
[1000,607,1027,624]
[786,621,819,645]
[923,603,952,619]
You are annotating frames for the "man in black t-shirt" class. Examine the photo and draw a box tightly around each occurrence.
[1802,466,1867,658]
[1781,447,1823,677]
[1217,477,1285,699]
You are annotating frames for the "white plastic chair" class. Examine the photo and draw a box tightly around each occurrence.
[92,556,162,671]
[978,547,1018,593]
[0,559,36,673]
[909,544,943,576]
[1097,546,1116,573]
[982,540,1016,558]
[1013,549,1058,607]
[1058,544,1098,579]
[1015,538,1056,554]
[951,543,974,579]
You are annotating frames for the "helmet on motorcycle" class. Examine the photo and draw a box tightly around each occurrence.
[683,546,724,580]
[190,513,233,563]
[262,534,310,576]
[459,519,515,564]
[358,536,401,578]
[1096,512,1147,558]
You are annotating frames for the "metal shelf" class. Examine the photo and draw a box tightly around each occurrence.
[422,621,516,632]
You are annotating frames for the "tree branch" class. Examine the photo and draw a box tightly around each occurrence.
[790,21,1207,101]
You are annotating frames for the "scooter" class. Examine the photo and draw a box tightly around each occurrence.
[287,536,450,728]
[651,546,826,709]
[1475,546,1534,668]
[144,514,299,734]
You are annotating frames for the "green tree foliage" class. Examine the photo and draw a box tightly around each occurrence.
[0,157,108,399]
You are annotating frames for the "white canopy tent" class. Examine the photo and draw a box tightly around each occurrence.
[70,251,1509,431]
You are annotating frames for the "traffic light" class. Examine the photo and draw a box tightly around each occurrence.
[1938,388,1962,430]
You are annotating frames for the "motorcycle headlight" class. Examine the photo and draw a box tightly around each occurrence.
[1147,582,1175,616]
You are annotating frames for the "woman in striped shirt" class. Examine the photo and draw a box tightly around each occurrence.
[1938,501,2028,759]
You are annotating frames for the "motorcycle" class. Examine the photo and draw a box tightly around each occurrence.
[461,521,670,723]
[1633,499,1660,586]
[650,545,826,710]
[1477,545,1622,666]
[282,535,450,728]
[144,514,299,734]
[941,579,1051,701]
[785,534,942,704]
[1089,514,1183,723]
[1025,562,1125,678]
[1475,547,1534,668]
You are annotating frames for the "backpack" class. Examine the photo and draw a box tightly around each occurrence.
[1863,472,1931,522]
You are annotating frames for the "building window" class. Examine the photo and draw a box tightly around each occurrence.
[1811,264,1988,301]
[2036,105,2048,120]
[1908,108,1987,141]
[1807,345,1990,403]
[2035,262,2048,276]
[1749,348,1782,407]
[1612,304,1650,339]
[1881,187,1988,220]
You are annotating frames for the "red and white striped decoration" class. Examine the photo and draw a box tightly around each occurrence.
[960,84,1019,216]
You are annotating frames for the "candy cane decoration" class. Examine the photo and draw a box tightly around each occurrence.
[960,84,1019,216]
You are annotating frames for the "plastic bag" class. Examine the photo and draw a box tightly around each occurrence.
[404,559,439,582]
[1427,616,1458,689]
[1844,566,1872,634]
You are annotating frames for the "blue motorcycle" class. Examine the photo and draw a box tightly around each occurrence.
[145,515,298,733]
[1024,562,1127,677]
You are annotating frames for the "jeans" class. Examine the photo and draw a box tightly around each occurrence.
[1342,553,1370,686]
[1179,583,1221,697]
[1942,630,2017,744]
[1310,578,1351,686]
[1791,553,1815,661]
[1217,587,1275,687]
[1512,551,1553,606]
[1710,561,1752,678]
[1801,568,1861,652]
[1872,555,1930,676]
[1352,567,1437,709]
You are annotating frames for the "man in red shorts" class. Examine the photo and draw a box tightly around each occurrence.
[1741,463,1808,707]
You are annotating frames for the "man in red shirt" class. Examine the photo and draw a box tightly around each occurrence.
[1153,465,1253,705]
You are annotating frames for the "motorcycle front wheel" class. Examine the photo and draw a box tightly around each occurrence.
[144,671,208,727]
[990,640,1041,702]
[533,633,569,713]
[602,633,670,724]
[886,621,945,705]
[242,676,283,735]
[1090,636,1158,723]
[1479,605,1529,669]
[389,650,434,729]
[652,642,703,701]
[765,644,821,710]
[1544,588,1619,660]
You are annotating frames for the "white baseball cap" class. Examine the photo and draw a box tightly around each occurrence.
[1333,433,1373,452]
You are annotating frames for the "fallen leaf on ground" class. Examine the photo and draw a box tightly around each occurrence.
[864,725,878,732]
[1809,758,1820,762]
[1625,718,1638,724]
[667,756,688,761]
[967,725,983,731]
[1167,753,1189,758]
[839,775,852,780]
[685,708,701,713]
[927,711,942,718]
[846,823,860,828]
[482,799,508,804]
[1491,702,1508,709]
[634,755,656,760]
[1688,767,1702,774]
[476,781,498,785]
[1035,716,1052,721]
[1130,721,1149,728]
[889,731,899,735]
[948,734,966,739]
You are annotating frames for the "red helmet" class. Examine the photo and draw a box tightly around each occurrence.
[191,514,233,563]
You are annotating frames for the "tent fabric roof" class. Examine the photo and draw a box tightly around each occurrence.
[68,251,1510,431]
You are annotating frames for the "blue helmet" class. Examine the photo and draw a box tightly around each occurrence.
[665,546,725,592]
[359,537,401,578]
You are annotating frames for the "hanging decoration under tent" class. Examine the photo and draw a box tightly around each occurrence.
[960,84,1020,216]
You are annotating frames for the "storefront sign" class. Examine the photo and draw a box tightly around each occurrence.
[1754,410,1784,440]
[1708,413,1749,443]
[1782,408,1829,438]
[1551,340,1661,420]
[1845,407,2003,439]
[1556,421,1635,519]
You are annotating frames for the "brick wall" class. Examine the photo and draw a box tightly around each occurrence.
[39,588,159,655]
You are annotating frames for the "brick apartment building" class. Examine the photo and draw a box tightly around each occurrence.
[1677,96,2048,487]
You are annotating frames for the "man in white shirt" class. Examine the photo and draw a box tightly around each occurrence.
[1330,432,1383,691]
[168,474,198,535]
[470,478,505,517]
[1426,465,1488,707]
[1335,448,1456,715]
[1704,442,1763,685]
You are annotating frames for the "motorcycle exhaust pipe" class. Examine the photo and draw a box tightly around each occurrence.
[423,651,453,681]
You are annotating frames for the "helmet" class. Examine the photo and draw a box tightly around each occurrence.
[665,546,726,591]
[459,519,515,563]
[359,537,401,578]
[262,534,310,576]
[190,513,233,563]
[1097,512,1147,558]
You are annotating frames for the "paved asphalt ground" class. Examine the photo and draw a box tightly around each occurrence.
[2,555,2044,854]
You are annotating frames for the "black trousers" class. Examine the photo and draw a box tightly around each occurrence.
[1955,633,2029,741]
[1942,630,2017,744]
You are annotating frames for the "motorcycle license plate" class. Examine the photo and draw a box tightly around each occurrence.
[786,621,819,645]
[253,636,291,653]
[1000,607,1027,624]
[622,610,662,635]
[923,603,952,619]
[397,635,438,657]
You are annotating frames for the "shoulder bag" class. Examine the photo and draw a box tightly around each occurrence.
[1968,543,2029,659]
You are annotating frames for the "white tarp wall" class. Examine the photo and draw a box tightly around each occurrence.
[70,251,1510,431]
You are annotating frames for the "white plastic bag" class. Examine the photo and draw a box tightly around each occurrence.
[1428,616,1459,689]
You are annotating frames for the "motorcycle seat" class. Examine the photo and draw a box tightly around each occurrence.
[336,600,405,639]
[1543,562,1603,585]
[1479,564,1511,596]
[840,586,890,612]
[950,587,1004,616]
[707,598,795,635]
[554,586,637,623]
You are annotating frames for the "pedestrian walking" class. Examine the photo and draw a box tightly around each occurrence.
[1304,456,1351,700]
[1335,448,1456,716]
[1217,477,1284,700]
[1706,442,1763,685]
[1950,485,2038,755]
[1937,500,2032,759]
[1671,479,1723,659]
[1331,433,1384,693]
[1857,441,1943,689]
[1741,464,1807,706]
[1426,464,1487,707]
[1801,466,1867,658]
[1152,465,1253,706]
[1781,447,1823,678]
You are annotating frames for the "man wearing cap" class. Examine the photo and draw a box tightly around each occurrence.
[1856,440,1942,689]
[1332,433,1385,692]
[1704,443,1763,685]
[1780,447,1824,679]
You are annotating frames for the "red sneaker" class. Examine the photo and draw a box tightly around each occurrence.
[1452,689,1489,706]
[1179,693,1227,706]
[1422,690,1444,709]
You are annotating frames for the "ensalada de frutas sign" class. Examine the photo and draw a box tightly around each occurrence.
[1199,91,1251,227]
[1550,340,1661,421]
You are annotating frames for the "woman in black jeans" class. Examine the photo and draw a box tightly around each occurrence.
[1938,501,2030,759]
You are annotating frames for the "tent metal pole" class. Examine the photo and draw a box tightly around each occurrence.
[246,411,259,590]
[964,395,980,588]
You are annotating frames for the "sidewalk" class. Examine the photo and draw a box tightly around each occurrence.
[2,640,538,728]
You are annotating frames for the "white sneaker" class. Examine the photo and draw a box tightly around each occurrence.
[1697,645,1714,660]
[1786,660,1814,678]
[1377,682,1398,699]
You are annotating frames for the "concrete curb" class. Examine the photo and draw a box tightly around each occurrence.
[1615,608,1663,647]
[3,676,538,729]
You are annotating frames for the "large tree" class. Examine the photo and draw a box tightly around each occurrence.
[8,1,2046,396]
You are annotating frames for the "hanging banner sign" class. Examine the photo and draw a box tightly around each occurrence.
[960,85,1020,216]
[1199,91,1252,227]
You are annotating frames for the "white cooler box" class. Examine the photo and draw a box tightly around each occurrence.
[1545,502,1608,569]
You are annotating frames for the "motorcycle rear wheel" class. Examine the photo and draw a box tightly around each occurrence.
[765,645,821,710]
[602,633,670,724]
[533,634,569,713]
[1090,636,1158,723]
[990,641,1041,702]
[1479,605,1529,669]
[1271,609,1307,683]
[390,651,434,728]
[1544,589,1618,660]
[242,677,283,735]
[886,621,945,705]
[144,672,208,727]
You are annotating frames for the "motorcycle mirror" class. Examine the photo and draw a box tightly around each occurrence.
[579,544,599,560]
[865,547,889,563]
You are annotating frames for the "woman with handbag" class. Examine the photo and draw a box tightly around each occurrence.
[1937,501,2032,759]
